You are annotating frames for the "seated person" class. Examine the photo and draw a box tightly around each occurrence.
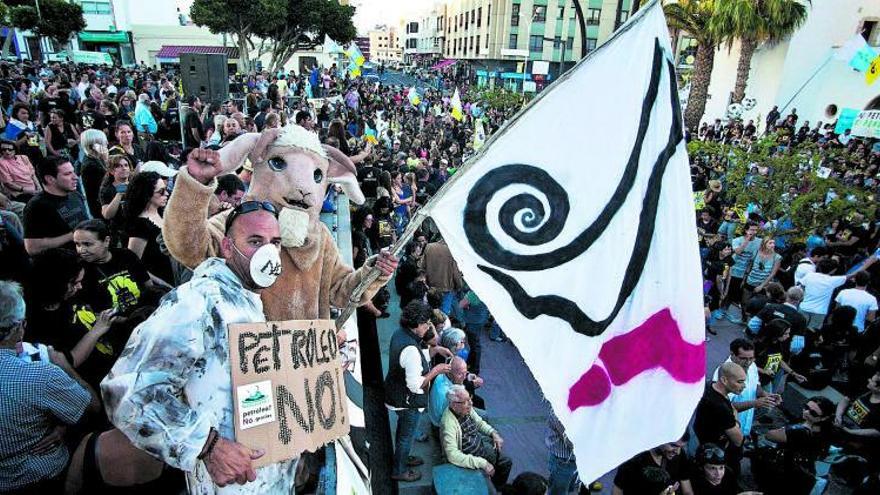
[441,384,511,490]
[835,370,880,461]
[25,248,119,389]
[757,396,836,494]
[73,219,161,315]
[612,436,692,495]
[690,444,738,495]
[0,280,99,493]
[430,356,468,428]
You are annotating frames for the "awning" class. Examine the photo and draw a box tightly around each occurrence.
[156,45,239,59]
[79,31,129,43]
[430,59,457,70]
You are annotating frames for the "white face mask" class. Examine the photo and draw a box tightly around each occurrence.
[233,242,283,288]
[279,207,310,248]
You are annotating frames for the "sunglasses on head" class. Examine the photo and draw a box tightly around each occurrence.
[701,447,726,465]
[225,200,278,231]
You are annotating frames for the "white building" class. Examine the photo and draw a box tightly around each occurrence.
[403,1,446,66]
[699,0,880,128]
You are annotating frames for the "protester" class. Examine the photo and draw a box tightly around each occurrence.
[123,171,174,287]
[0,280,99,493]
[711,339,781,437]
[441,384,512,489]
[23,157,89,255]
[102,200,293,492]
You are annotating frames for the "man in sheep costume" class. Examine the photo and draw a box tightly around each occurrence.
[163,124,397,323]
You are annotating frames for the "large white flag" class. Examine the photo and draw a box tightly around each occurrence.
[426,0,705,482]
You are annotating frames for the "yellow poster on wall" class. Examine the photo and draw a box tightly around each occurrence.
[866,55,880,85]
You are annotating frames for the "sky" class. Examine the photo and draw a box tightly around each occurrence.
[176,0,424,35]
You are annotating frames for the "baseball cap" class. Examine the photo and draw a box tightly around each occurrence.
[140,161,178,178]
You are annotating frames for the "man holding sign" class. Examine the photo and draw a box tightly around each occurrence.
[102,193,295,494]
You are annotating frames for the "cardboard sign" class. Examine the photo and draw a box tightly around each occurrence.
[852,110,880,139]
[229,320,349,468]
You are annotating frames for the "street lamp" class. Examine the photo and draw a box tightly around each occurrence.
[541,36,567,80]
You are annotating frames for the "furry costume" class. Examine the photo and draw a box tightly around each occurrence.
[163,126,389,321]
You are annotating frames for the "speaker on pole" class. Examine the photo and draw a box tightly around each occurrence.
[180,53,229,104]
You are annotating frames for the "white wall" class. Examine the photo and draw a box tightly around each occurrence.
[113,0,181,29]
[702,0,880,127]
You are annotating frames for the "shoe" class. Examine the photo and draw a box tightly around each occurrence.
[392,469,422,482]
[406,455,424,467]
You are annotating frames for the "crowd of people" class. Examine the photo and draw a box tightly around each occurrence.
[1,49,880,495]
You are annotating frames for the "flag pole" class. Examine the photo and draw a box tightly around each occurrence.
[333,0,662,328]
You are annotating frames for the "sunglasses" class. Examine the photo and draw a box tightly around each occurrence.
[1,147,14,152]
[225,200,278,231]
[701,447,725,465]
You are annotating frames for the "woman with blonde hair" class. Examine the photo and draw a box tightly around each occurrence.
[206,114,227,146]
[79,129,110,218]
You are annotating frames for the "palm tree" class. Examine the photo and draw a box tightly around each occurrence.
[664,0,722,131]
[713,0,809,103]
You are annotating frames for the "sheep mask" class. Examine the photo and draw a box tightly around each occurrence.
[219,125,364,248]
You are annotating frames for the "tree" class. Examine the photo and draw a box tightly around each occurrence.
[0,2,11,59]
[664,0,723,132]
[688,137,872,242]
[190,0,285,73]
[9,0,85,55]
[257,0,356,73]
[713,0,809,103]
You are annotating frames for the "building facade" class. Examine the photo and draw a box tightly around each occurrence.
[440,0,634,89]
[692,0,880,128]
[369,26,402,64]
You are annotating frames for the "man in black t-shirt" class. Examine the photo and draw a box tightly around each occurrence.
[357,162,379,199]
[694,362,746,473]
[613,438,692,494]
[23,157,89,255]
[183,95,205,149]
[756,286,807,336]
[78,98,108,133]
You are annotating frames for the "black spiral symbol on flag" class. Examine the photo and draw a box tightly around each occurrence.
[461,39,684,337]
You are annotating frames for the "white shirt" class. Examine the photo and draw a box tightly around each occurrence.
[835,288,878,332]
[793,258,815,286]
[799,272,847,315]
[712,359,760,436]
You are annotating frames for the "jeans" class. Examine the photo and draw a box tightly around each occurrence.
[547,454,579,495]
[440,291,463,322]
[392,408,422,476]
[489,320,504,340]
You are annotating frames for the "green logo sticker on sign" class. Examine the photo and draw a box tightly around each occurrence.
[237,380,276,430]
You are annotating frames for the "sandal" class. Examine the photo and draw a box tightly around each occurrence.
[406,455,424,466]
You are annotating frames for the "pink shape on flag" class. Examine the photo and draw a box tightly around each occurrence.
[568,308,705,410]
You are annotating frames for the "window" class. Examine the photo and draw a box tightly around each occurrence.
[487,4,491,26]
[471,10,476,24]
[567,36,574,50]
[862,20,879,45]
[558,6,565,20]
[619,10,629,24]
[529,34,543,52]
[470,36,474,50]
[487,33,489,48]
[533,5,546,22]
[509,33,518,49]
[476,35,481,54]
[586,37,597,51]
[587,8,601,25]
[478,7,482,27]
[511,4,520,26]
[80,1,112,15]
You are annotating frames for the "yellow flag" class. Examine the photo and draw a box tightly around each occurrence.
[867,55,880,85]
[450,89,463,121]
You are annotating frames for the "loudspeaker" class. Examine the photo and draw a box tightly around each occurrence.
[180,53,229,104]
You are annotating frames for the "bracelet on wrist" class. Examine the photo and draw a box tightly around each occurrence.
[199,428,219,460]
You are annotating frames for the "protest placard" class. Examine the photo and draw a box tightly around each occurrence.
[228,319,349,468]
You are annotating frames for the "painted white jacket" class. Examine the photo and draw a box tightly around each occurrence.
[102,257,297,494]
